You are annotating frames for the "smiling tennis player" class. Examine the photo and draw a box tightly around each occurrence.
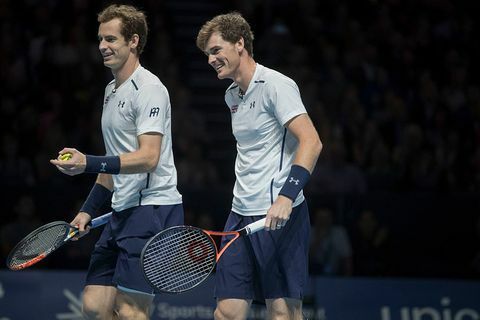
[196,12,322,320]
[50,5,183,319]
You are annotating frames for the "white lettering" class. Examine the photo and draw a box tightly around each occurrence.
[382,306,392,320]
[442,298,452,320]
[155,302,326,320]
[412,307,441,320]
[402,307,411,320]
[381,298,479,320]
[156,302,214,320]
[454,310,480,320]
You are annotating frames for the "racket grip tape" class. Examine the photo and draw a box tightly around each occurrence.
[244,218,266,235]
[89,211,112,228]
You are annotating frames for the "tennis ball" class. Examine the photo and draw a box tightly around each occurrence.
[59,153,73,161]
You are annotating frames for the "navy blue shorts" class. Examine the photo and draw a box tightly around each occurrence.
[85,204,184,294]
[214,201,310,301]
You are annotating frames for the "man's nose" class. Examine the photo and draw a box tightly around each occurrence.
[208,54,216,65]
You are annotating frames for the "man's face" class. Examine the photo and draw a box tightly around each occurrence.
[204,32,241,80]
[98,18,132,71]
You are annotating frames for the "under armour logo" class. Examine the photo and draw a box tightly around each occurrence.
[289,177,300,185]
[100,162,107,172]
[149,107,160,117]
[117,101,125,108]
[250,101,255,109]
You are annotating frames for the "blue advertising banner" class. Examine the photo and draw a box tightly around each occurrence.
[0,270,479,320]
[312,278,480,320]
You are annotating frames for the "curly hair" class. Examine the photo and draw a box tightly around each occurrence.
[196,12,254,56]
[98,4,148,56]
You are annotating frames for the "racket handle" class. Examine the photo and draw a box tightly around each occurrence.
[90,211,112,228]
[244,217,266,235]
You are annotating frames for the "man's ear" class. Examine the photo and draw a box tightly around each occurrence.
[130,34,140,50]
[236,37,245,53]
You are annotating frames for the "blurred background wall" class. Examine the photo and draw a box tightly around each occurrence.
[0,0,479,281]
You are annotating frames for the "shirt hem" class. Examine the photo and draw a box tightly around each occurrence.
[112,199,183,212]
[231,196,305,216]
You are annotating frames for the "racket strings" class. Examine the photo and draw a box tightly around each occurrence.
[144,231,214,288]
[145,245,213,288]
[8,224,69,267]
[143,227,216,293]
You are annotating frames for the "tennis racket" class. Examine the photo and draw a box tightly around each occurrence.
[6,211,112,270]
[141,217,266,294]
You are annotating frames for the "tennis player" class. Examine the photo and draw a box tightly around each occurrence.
[50,4,183,319]
[196,12,322,320]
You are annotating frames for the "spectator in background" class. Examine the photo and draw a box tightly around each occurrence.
[176,143,220,190]
[310,139,367,195]
[196,211,216,230]
[351,209,391,276]
[0,0,479,280]
[0,195,41,261]
[470,215,480,276]
[310,208,353,276]
[0,134,36,188]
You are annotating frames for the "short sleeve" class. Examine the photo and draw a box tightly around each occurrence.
[134,84,170,136]
[266,77,307,126]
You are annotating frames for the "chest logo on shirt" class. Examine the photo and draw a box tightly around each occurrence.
[249,101,256,109]
[149,107,160,117]
[231,105,238,113]
[117,101,125,108]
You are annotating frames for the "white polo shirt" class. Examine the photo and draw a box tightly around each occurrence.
[225,64,307,216]
[101,66,182,211]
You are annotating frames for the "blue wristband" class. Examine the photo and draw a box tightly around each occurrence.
[80,183,112,217]
[85,155,121,174]
[279,165,311,201]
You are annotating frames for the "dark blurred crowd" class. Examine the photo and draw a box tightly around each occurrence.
[1,0,479,279]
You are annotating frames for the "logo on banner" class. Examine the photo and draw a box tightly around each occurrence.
[380,297,479,320]
[56,289,83,319]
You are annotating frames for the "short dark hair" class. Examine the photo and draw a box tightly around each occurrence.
[196,12,254,56]
[98,4,148,56]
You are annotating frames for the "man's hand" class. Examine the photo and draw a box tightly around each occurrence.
[69,211,92,241]
[50,148,87,176]
[265,195,293,231]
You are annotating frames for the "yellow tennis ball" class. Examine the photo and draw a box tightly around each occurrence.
[59,153,73,161]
